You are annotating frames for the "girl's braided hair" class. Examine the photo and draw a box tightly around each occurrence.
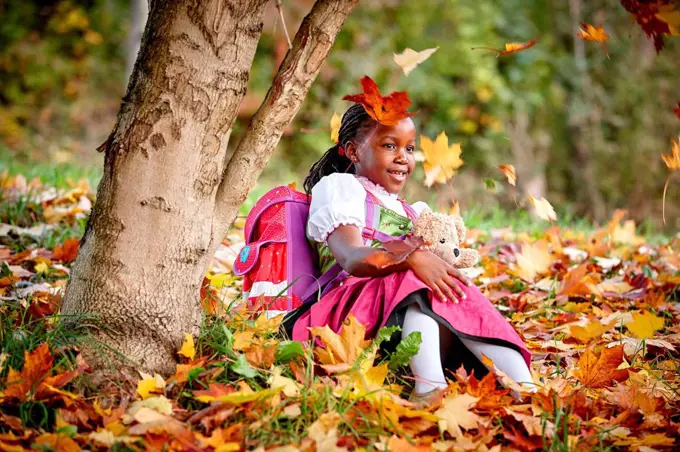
[303,103,376,195]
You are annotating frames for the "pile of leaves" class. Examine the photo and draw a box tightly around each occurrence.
[1,174,679,451]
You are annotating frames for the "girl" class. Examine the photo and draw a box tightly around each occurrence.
[283,103,533,403]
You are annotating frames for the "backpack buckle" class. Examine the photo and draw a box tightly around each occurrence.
[362,227,376,239]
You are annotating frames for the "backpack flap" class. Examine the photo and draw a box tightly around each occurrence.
[233,239,284,276]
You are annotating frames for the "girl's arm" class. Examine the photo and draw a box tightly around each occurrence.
[326,225,472,302]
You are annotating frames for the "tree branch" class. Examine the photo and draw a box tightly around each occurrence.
[213,0,359,231]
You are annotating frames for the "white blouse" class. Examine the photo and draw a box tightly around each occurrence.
[307,173,430,242]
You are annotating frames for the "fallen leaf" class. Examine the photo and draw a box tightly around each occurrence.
[420,131,464,186]
[573,344,629,388]
[498,164,516,186]
[52,238,79,263]
[513,240,553,282]
[4,343,52,401]
[137,372,165,399]
[310,314,371,371]
[342,76,414,126]
[435,392,482,438]
[393,47,439,75]
[529,195,557,222]
[569,321,616,343]
[625,310,665,339]
[577,22,610,58]
[308,412,348,452]
[178,333,196,361]
[34,433,80,452]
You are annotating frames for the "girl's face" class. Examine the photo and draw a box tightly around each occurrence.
[347,117,416,194]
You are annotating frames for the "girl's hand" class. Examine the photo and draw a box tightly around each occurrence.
[406,250,473,303]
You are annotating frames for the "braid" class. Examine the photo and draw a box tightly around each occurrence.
[304,104,375,195]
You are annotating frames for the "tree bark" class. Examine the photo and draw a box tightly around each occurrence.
[61,0,359,377]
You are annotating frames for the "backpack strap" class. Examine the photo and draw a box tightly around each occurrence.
[303,186,421,303]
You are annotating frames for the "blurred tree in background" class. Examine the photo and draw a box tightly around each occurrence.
[1,0,679,227]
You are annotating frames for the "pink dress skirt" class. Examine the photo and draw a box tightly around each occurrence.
[289,269,531,367]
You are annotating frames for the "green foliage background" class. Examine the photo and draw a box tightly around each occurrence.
[1,0,679,229]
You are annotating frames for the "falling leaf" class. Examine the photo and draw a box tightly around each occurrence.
[342,76,414,126]
[330,112,341,143]
[662,134,680,170]
[393,47,439,75]
[435,392,483,438]
[625,311,665,339]
[577,22,610,58]
[573,344,629,388]
[420,132,464,187]
[673,102,680,120]
[472,40,538,57]
[498,164,516,186]
[529,195,557,222]
[513,240,553,282]
[178,333,196,361]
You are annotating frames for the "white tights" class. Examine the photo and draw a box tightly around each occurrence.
[402,305,535,395]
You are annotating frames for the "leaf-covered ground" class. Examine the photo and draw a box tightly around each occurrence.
[1,174,679,451]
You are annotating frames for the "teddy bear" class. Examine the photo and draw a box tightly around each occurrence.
[411,211,479,268]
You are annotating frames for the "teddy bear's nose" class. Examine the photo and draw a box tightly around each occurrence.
[454,248,460,257]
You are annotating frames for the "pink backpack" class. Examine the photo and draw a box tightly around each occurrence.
[233,185,417,316]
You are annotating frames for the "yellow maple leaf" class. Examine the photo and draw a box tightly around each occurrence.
[330,112,341,143]
[267,366,300,397]
[136,372,165,400]
[569,321,616,344]
[178,333,196,361]
[435,392,482,438]
[577,23,610,58]
[308,412,348,452]
[420,132,464,187]
[529,195,557,222]
[513,240,553,282]
[310,314,371,372]
[626,311,665,339]
[34,262,50,274]
[611,220,644,246]
[393,47,439,76]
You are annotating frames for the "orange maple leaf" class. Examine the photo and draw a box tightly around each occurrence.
[4,343,53,401]
[498,164,516,187]
[52,238,79,263]
[578,22,610,59]
[573,344,629,388]
[342,76,414,126]
[472,40,538,57]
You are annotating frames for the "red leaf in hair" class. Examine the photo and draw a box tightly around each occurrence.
[342,76,414,126]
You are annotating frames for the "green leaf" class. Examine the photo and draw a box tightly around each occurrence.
[388,331,422,371]
[483,178,498,193]
[231,354,259,378]
[374,325,401,348]
[275,340,304,363]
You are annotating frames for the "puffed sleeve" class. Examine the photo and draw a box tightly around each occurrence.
[307,173,367,242]
[411,201,431,217]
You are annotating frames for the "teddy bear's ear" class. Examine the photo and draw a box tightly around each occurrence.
[453,216,467,241]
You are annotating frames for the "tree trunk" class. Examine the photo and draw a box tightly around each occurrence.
[61,0,359,378]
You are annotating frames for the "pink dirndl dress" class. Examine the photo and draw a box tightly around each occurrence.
[285,174,531,367]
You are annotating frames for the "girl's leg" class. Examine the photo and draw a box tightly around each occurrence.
[402,305,449,394]
[459,338,536,390]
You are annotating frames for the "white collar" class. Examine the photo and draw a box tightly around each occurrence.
[355,175,399,199]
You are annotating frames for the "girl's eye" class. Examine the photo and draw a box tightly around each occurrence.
[440,238,446,244]
[383,143,396,150]
[406,145,415,153]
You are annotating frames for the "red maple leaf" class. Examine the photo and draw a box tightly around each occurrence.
[674,102,680,120]
[620,0,673,52]
[342,76,414,126]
